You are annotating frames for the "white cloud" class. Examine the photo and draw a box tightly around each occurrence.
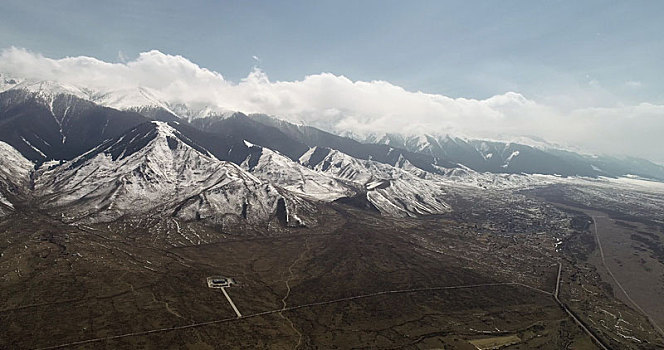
[1,47,663,162]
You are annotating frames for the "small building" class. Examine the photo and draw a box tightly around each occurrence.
[206,276,235,288]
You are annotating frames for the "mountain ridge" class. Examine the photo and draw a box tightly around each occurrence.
[1,79,663,225]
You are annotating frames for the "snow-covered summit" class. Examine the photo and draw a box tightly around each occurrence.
[91,87,174,114]
[170,103,236,121]
[5,79,90,101]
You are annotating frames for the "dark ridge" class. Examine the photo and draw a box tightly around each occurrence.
[275,198,288,225]
[321,159,332,172]
[304,146,331,167]
[168,121,252,164]
[74,121,153,164]
[0,90,148,162]
[241,203,248,219]
[245,146,263,171]
[171,195,195,218]
[191,113,309,161]
[67,122,157,168]
[110,123,158,161]
[166,136,178,150]
[169,124,215,156]
[132,106,180,122]
[333,192,380,213]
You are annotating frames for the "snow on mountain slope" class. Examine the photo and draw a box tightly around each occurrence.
[170,104,236,121]
[3,78,237,122]
[34,121,290,224]
[8,80,91,103]
[0,74,21,93]
[88,88,234,122]
[300,147,451,217]
[91,87,175,114]
[241,142,353,201]
[0,141,34,179]
[0,194,11,213]
[359,132,612,178]
[0,141,34,213]
[391,146,556,191]
[90,87,236,122]
[435,165,548,190]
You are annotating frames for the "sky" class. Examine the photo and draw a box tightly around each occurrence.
[0,1,663,162]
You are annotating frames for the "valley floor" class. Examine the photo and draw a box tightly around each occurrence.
[1,189,662,349]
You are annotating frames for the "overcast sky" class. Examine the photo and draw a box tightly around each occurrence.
[0,1,663,162]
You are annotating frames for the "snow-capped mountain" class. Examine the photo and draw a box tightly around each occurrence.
[357,132,664,181]
[35,121,296,224]
[241,141,354,201]
[300,147,451,217]
[0,77,663,226]
[91,87,171,113]
[7,80,91,100]
[90,86,237,122]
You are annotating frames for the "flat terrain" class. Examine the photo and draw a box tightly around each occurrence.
[555,206,664,337]
[531,185,664,347]
[1,204,602,349]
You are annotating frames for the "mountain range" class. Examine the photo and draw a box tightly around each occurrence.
[1,76,663,225]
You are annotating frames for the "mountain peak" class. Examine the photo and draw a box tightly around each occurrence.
[91,86,173,113]
[8,79,89,101]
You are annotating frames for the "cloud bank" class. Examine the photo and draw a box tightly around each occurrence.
[1,47,662,162]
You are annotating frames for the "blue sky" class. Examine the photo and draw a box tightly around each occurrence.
[1,1,663,161]
[1,0,662,103]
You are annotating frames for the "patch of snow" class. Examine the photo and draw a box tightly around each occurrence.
[506,150,520,163]
[366,180,387,190]
[19,136,47,158]
[0,193,13,209]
